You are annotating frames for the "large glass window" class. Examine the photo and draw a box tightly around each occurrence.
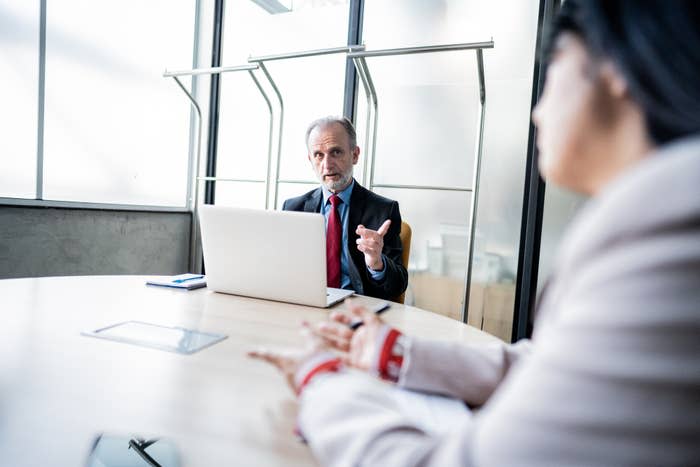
[215,0,350,209]
[537,186,587,292]
[360,0,540,340]
[36,0,196,206]
[0,1,39,199]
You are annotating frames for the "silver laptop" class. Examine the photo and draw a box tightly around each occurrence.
[198,205,354,307]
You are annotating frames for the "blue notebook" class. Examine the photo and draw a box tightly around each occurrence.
[146,273,207,290]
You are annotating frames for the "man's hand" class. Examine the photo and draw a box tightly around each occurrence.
[247,323,330,392]
[356,219,391,271]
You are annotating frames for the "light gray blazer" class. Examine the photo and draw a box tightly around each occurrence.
[298,136,700,467]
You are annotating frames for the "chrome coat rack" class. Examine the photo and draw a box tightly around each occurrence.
[164,40,494,321]
[163,64,272,271]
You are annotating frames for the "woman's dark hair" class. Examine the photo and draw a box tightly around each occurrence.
[549,0,700,144]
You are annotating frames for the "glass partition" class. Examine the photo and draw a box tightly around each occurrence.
[374,187,471,320]
[537,185,587,292]
[0,1,39,199]
[361,0,540,341]
[217,0,350,209]
[216,181,268,209]
[275,182,318,209]
[214,71,272,208]
[42,0,196,206]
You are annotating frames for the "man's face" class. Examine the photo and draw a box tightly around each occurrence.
[307,122,360,193]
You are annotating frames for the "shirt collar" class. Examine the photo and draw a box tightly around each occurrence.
[322,179,354,206]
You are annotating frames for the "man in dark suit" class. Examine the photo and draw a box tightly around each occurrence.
[282,116,408,301]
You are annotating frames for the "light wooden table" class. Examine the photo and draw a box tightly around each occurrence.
[0,276,498,467]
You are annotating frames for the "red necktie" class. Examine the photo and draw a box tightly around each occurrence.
[326,194,342,288]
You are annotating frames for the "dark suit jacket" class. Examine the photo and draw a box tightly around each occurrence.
[282,181,408,300]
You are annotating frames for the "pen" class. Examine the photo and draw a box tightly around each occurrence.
[173,275,205,283]
[349,301,391,330]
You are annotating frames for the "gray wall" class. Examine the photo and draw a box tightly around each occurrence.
[0,206,191,279]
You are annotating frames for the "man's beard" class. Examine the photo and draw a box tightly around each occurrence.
[324,171,353,192]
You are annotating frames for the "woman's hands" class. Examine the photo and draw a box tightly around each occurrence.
[247,321,333,392]
[314,301,386,371]
[248,300,391,393]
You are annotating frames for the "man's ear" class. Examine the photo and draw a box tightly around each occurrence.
[352,146,360,165]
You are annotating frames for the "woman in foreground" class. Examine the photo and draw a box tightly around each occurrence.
[250,1,700,465]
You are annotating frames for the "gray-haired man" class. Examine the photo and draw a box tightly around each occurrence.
[282,116,408,301]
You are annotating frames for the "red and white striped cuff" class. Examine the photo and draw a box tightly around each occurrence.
[294,352,343,395]
[372,325,408,382]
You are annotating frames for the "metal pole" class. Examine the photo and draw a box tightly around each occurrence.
[359,56,379,191]
[256,62,284,209]
[163,64,258,77]
[184,0,201,231]
[372,183,472,192]
[247,70,274,209]
[204,0,225,206]
[171,76,203,272]
[463,49,487,324]
[276,179,317,185]
[352,56,373,185]
[248,45,364,63]
[196,177,265,183]
[36,0,47,200]
[343,0,364,120]
[513,0,558,342]
[347,41,494,59]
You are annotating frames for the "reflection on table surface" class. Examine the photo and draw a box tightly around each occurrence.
[0,275,497,467]
[85,435,181,467]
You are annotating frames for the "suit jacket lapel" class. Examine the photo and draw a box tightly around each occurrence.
[348,180,368,244]
[304,187,324,213]
[345,181,368,293]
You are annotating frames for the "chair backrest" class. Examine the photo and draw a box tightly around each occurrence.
[395,221,412,304]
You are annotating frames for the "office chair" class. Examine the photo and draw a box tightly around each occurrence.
[395,221,412,304]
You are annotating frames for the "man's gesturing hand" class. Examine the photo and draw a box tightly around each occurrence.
[356,219,391,271]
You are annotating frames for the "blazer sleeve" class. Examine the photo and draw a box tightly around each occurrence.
[400,337,532,406]
[298,217,700,467]
[296,338,531,467]
[363,200,409,299]
[298,371,477,467]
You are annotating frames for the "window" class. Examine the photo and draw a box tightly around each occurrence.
[360,0,540,339]
[214,0,351,209]
[0,1,39,199]
[2,0,197,207]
